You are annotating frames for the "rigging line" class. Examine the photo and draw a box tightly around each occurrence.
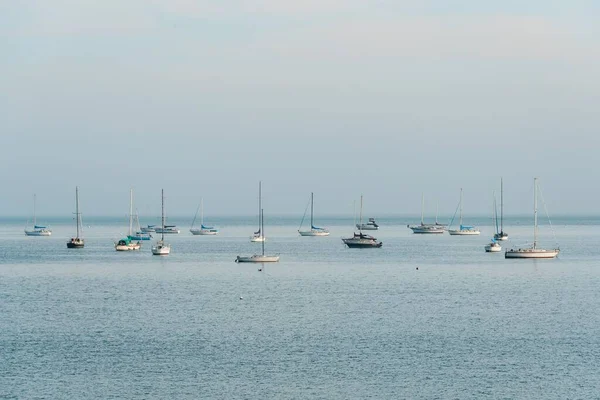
[190,202,201,229]
[298,195,311,231]
[448,197,461,228]
[537,183,559,248]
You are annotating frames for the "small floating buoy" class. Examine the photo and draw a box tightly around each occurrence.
[239,295,243,300]
[258,268,262,272]
[416,267,419,270]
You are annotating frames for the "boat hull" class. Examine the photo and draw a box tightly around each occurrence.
[505,249,559,259]
[154,229,180,234]
[250,235,266,242]
[342,239,383,248]
[494,233,509,241]
[448,229,480,236]
[115,244,141,251]
[25,230,52,236]
[236,255,280,263]
[410,226,444,234]
[190,228,218,235]
[67,238,84,249]
[485,245,502,252]
[356,225,378,230]
[299,230,330,236]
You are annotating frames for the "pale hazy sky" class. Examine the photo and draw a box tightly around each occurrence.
[2,1,599,217]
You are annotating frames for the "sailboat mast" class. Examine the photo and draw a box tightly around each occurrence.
[435,200,439,225]
[33,194,36,227]
[261,209,265,255]
[533,178,538,249]
[258,181,262,234]
[129,189,133,236]
[201,197,204,226]
[500,178,504,233]
[421,193,424,225]
[359,195,364,231]
[493,191,499,234]
[161,189,165,242]
[459,188,463,227]
[310,192,314,228]
[75,186,80,238]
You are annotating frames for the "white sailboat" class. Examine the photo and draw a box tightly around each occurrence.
[115,189,142,251]
[24,194,52,236]
[190,198,219,235]
[298,192,330,236]
[505,178,559,259]
[151,189,171,256]
[485,193,502,252]
[67,186,84,248]
[408,193,445,234]
[494,178,509,241]
[236,208,280,262]
[342,195,382,248]
[448,188,480,235]
[250,181,265,242]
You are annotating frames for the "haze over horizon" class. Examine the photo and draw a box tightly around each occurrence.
[3,1,599,217]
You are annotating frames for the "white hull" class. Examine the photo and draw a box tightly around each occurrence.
[250,235,265,242]
[356,224,378,230]
[151,242,171,255]
[154,228,180,234]
[410,226,444,234]
[190,228,218,235]
[505,248,559,259]
[25,229,52,236]
[494,233,509,241]
[485,244,502,252]
[236,254,280,263]
[448,229,480,235]
[299,230,330,236]
[115,243,141,251]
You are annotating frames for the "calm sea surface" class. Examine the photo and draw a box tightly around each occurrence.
[1,215,599,399]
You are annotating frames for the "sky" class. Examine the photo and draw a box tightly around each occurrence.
[2,0,599,217]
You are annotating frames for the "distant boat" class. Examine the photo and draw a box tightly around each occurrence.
[448,188,480,236]
[190,198,219,235]
[155,225,180,234]
[298,192,329,236]
[236,208,280,263]
[140,225,156,233]
[151,189,171,256]
[115,189,142,251]
[129,211,152,240]
[250,181,265,242]
[408,193,445,234]
[24,194,52,236]
[67,186,85,248]
[343,195,382,248]
[505,178,559,259]
[485,193,502,252]
[356,217,379,231]
[494,178,509,241]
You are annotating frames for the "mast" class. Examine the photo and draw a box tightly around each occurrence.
[261,209,265,256]
[359,195,364,232]
[310,192,314,228]
[435,200,439,225]
[459,188,463,227]
[161,189,165,242]
[420,193,424,226]
[493,191,499,234]
[201,197,204,226]
[33,194,36,227]
[75,186,80,238]
[500,177,504,234]
[257,181,262,235]
[129,189,133,236]
[533,178,538,249]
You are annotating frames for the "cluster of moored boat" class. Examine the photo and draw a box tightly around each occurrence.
[24,178,559,260]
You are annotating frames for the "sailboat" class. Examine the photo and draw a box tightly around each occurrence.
[190,198,219,235]
[485,193,502,252]
[250,181,265,242]
[408,193,445,234]
[115,189,142,251]
[151,189,171,256]
[24,194,52,236]
[505,178,559,259]
[236,209,280,262]
[298,192,330,236]
[448,188,480,235]
[494,178,509,241]
[129,211,152,240]
[342,195,382,248]
[67,186,84,248]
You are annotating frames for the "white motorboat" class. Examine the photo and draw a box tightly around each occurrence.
[67,187,85,249]
[155,225,180,234]
[190,198,219,235]
[448,188,480,236]
[140,225,156,233]
[151,189,171,256]
[298,192,330,236]
[494,178,509,241]
[356,217,379,230]
[115,189,142,251]
[505,178,559,259]
[485,239,502,252]
[409,193,445,234]
[24,194,52,236]
[250,181,266,242]
[236,206,279,263]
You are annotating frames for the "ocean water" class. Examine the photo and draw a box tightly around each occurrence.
[1,215,599,399]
